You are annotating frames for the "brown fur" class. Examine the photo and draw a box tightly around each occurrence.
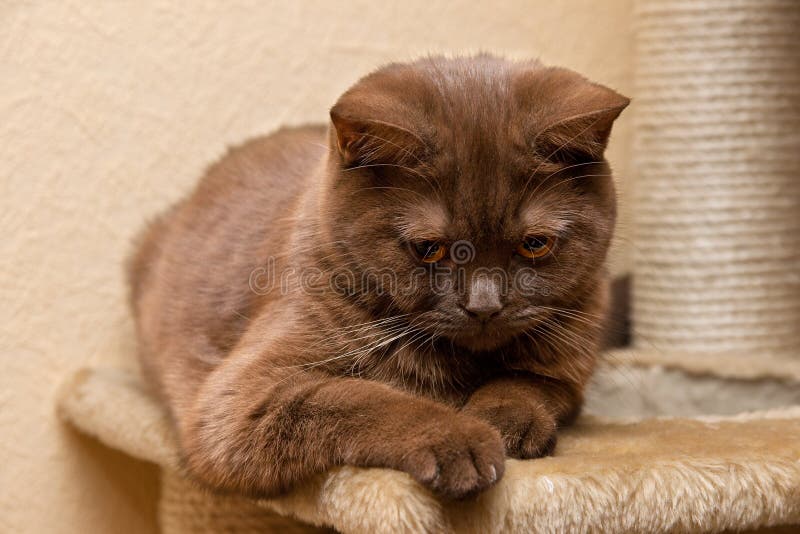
[128,55,628,500]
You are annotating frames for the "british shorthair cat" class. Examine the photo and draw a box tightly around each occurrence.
[129,55,628,499]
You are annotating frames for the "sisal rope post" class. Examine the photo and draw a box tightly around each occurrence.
[631,0,800,354]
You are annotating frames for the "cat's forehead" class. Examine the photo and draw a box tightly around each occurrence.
[424,137,544,240]
[425,70,527,149]
[400,98,563,239]
[410,64,572,239]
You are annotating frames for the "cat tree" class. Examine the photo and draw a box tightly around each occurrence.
[58,1,800,532]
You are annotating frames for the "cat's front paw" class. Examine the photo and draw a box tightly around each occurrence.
[462,401,557,460]
[397,412,505,500]
[504,417,557,459]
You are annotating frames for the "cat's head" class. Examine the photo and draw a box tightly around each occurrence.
[321,55,628,352]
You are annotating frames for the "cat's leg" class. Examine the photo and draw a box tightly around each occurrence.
[177,343,506,500]
[460,375,583,459]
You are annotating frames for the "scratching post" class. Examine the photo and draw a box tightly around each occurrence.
[631,0,800,354]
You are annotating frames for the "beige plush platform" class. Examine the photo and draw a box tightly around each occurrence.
[58,358,800,534]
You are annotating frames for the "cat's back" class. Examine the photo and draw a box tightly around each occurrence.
[129,124,327,395]
[130,124,327,301]
[198,124,328,199]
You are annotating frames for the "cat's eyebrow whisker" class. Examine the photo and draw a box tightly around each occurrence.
[527,114,605,179]
[361,118,430,150]
[353,185,432,202]
[535,173,613,199]
[356,131,428,169]
[541,160,603,181]
[342,162,427,177]
[349,130,446,204]
[522,159,603,200]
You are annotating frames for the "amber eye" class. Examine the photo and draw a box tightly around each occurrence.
[412,241,447,263]
[516,236,555,259]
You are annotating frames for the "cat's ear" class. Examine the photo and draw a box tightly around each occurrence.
[329,104,426,167]
[519,68,629,164]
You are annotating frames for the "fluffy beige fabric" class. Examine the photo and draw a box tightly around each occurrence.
[58,365,800,534]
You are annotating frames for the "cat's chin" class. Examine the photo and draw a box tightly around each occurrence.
[451,330,514,352]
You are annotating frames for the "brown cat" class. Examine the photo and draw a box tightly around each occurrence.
[129,55,628,500]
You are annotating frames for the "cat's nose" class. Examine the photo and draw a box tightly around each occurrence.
[462,275,504,322]
[462,301,503,322]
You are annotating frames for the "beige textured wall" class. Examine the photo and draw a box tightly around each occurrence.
[0,1,633,532]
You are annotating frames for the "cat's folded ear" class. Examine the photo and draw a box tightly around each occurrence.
[517,67,629,164]
[329,101,428,168]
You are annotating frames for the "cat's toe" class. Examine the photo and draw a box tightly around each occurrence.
[507,420,557,459]
[403,417,505,499]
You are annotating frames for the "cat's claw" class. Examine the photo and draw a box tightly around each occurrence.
[487,464,497,483]
[399,414,505,500]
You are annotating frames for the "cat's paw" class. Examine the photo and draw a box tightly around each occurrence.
[463,401,558,460]
[398,413,505,500]
[503,416,557,459]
